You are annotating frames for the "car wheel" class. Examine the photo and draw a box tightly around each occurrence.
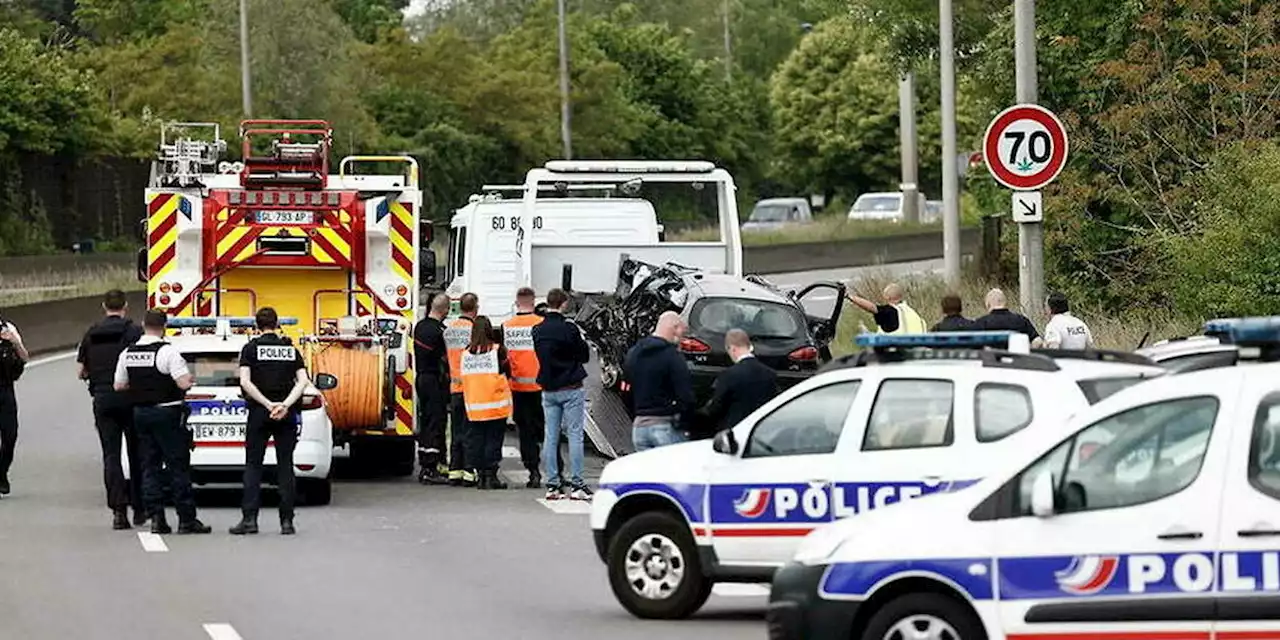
[607,512,713,619]
[300,477,332,506]
[862,593,987,640]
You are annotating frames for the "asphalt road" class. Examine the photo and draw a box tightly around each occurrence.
[0,353,767,640]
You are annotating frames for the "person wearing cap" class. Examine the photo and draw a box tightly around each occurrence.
[1043,292,1093,350]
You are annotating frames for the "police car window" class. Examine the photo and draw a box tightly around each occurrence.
[1248,396,1280,501]
[690,298,804,339]
[975,383,1033,442]
[863,380,954,451]
[744,381,859,458]
[184,353,240,386]
[1077,376,1147,404]
[1014,396,1218,516]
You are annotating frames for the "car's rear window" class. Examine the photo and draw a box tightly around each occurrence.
[1077,376,1146,404]
[183,352,241,386]
[689,298,805,339]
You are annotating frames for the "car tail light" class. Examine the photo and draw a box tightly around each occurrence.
[679,338,710,353]
[301,394,323,410]
[788,346,819,362]
[295,464,316,471]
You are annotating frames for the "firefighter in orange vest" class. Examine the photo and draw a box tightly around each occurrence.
[461,315,512,490]
[502,287,558,488]
[444,292,479,487]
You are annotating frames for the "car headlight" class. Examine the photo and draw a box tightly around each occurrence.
[792,523,848,566]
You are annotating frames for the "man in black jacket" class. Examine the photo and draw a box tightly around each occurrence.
[700,329,778,433]
[76,289,145,529]
[624,311,696,452]
[931,294,974,332]
[531,288,592,501]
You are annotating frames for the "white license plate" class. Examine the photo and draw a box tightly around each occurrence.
[255,210,314,225]
[192,423,247,441]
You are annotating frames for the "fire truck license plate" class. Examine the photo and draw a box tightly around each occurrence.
[256,210,314,225]
[192,423,247,441]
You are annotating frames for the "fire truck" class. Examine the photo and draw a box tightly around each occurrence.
[135,120,431,475]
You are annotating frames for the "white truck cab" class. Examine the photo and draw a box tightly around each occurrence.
[589,332,1165,619]
[769,316,1280,640]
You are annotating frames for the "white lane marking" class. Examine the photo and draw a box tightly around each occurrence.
[28,351,77,367]
[536,498,593,514]
[137,532,168,553]
[713,583,771,598]
[203,623,243,640]
[502,445,520,459]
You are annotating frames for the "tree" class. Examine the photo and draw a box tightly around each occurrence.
[327,0,409,43]
[0,28,107,156]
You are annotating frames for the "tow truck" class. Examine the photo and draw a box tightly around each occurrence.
[136,120,431,477]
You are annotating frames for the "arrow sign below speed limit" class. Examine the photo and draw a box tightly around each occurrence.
[983,104,1069,191]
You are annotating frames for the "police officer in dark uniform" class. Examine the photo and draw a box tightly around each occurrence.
[113,309,211,535]
[231,307,309,536]
[77,289,144,529]
[413,292,451,485]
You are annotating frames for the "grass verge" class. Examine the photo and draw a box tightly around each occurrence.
[0,263,141,307]
[672,217,953,246]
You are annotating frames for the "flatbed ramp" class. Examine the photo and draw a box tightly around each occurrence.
[584,351,633,459]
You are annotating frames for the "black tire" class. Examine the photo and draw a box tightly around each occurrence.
[606,512,713,620]
[861,593,987,640]
[300,477,332,506]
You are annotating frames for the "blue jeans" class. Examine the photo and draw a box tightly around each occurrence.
[542,388,585,488]
[632,420,686,452]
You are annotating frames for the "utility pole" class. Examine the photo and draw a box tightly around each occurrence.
[722,0,732,81]
[1015,0,1043,314]
[557,0,573,159]
[898,72,920,224]
[239,0,252,118]
[940,0,960,285]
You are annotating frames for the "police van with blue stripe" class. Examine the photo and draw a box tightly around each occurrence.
[769,316,1280,640]
[588,331,1165,619]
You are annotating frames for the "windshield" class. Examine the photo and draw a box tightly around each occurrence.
[1077,376,1148,404]
[853,196,901,212]
[690,298,806,340]
[750,204,790,222]
[184,352,241,386]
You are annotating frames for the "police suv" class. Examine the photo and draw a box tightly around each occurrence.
[769,316,1280,640]
[134,317,337,505]
[589,332,1165,619]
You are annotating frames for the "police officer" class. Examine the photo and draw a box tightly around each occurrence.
[77,289,144,529]
[0,311,27,499]
[231,307,310,536]
[113,309,210,535]
[413,292,451,485]
[502,287,550,488]
[444,292,479,487]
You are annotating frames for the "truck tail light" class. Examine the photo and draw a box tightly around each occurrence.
[788,346,819,362]
[679,338,710,353]
[301,394,323,410]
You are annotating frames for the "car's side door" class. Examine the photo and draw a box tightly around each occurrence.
[990,391,1234,639]
[705,377,865,566]
[791,283,846,355]
[1213,379,1280,637]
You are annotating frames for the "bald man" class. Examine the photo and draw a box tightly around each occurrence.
[845,283,927,335]
[699,329,778,432]
[971,288,1040,341]
[623,311,697,452]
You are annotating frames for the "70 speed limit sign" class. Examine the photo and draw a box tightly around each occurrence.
[982,104,1069,191]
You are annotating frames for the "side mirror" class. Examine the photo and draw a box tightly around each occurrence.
[136,247,148,283]
[419,219,435,245]
[712,429,739,455]
[314,373,339,391]
[418,248,437,285]
[1031,469,1056,518]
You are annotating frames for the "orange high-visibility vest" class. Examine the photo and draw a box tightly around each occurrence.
[502,312,543,392]
[444,316,474,394]
[460,347,513,421]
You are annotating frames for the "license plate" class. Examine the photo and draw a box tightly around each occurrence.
[255,210,314,225]
[192,423,247,441]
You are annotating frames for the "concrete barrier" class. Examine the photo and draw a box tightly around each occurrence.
[5,291,147,357]
[744,228,980,274]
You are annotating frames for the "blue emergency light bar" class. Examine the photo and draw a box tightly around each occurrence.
[855,331,1018,349]
[1203,316,1280,345]
[167,317,299,328]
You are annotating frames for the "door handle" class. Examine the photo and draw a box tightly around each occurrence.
[1239,528,1280,538]
[1157,530,1203,541]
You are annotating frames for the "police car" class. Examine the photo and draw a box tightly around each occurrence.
[125,317,337,505]
[768,316,1280,640]
[589,332,1166,619]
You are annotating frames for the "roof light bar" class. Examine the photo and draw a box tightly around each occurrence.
[167,317,299,328]
[1203,316,1280,346]
[543,160,716,174]
[856,331,1022,350]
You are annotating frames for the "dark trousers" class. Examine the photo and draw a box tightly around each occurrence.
[135,405,196,523]
[513,391,560,472]
[466,418,506,472]
[0,388,16,481]
[92,392,143,511]
[242,406,299,519]
[415,375,448,468]
[448,393,471,472]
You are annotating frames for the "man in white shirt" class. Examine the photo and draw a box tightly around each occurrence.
[1043,292,1093,350]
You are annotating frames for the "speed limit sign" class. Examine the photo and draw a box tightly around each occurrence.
[982,104,1069,191]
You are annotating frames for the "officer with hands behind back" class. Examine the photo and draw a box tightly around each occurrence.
[113,309,211,535]
[231,307,309,536]
[0,310,27,499]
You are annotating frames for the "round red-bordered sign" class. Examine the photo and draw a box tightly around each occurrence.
[982,104,1069,191]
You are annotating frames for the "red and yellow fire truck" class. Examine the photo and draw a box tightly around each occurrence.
[135,120,430,474]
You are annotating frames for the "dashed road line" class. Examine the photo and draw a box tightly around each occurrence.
[137,531,168,553]
[203,623,243,640]
[27,351,77,368]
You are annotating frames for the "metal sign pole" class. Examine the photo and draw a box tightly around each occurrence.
[1015,0,1043,314]
[940,0,961,286]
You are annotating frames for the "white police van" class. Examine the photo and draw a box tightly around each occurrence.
[125,317,338,505]
[589,332,1166,619]
[769,316,1280,640]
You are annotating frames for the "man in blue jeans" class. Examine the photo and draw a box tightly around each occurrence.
[531,288,592,501]
[624,311,696,451]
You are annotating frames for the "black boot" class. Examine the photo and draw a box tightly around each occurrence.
[177,519,212,535]
[418,467,448,485]
[280,514,296,536]
[112,508,131,530]
[525,467,542,489]
[461,470,478,488]
[151,512,172,535]
[132,508,148,526]
[489,470,508,490]
[229,514,259,535]
[476,471,492,490]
